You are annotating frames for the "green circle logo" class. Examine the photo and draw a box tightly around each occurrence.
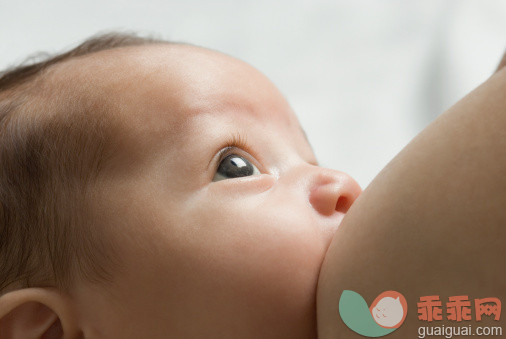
[339,290,408,337]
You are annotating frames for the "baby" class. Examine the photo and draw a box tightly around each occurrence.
[0,33,361,337]
[1,33,505,338]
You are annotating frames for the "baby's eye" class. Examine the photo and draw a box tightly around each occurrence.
[212,154,261,182]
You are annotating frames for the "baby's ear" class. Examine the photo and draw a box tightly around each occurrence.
[0,287,81,338]
[494,50,506,73]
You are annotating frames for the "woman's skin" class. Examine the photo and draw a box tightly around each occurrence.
[316,58,506,338]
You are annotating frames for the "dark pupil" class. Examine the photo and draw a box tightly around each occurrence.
[218,154,254,178]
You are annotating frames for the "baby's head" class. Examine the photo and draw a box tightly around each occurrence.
[0,33,361,338]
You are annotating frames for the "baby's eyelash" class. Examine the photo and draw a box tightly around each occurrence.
[208,133,251,171]
[216,133,250,160]
[223,133,249,152]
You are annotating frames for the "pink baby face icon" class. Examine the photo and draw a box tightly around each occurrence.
[369,291,408,329]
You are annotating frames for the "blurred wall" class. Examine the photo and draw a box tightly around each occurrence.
[1,0,505,188]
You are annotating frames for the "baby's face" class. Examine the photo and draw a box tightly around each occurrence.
[68,44,361,338]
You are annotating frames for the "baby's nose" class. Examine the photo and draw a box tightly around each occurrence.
[309,168,362,216]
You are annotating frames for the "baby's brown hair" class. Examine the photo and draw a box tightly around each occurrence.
[0,32,165,295]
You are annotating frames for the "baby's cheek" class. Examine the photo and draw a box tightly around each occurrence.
[186,172,328,297]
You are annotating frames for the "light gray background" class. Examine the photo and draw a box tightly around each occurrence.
[1,1,505,188]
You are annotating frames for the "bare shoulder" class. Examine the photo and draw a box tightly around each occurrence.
[316,69,506,338]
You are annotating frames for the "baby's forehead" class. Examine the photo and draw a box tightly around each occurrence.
[50,43,292,128]
[47,44,306,174]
